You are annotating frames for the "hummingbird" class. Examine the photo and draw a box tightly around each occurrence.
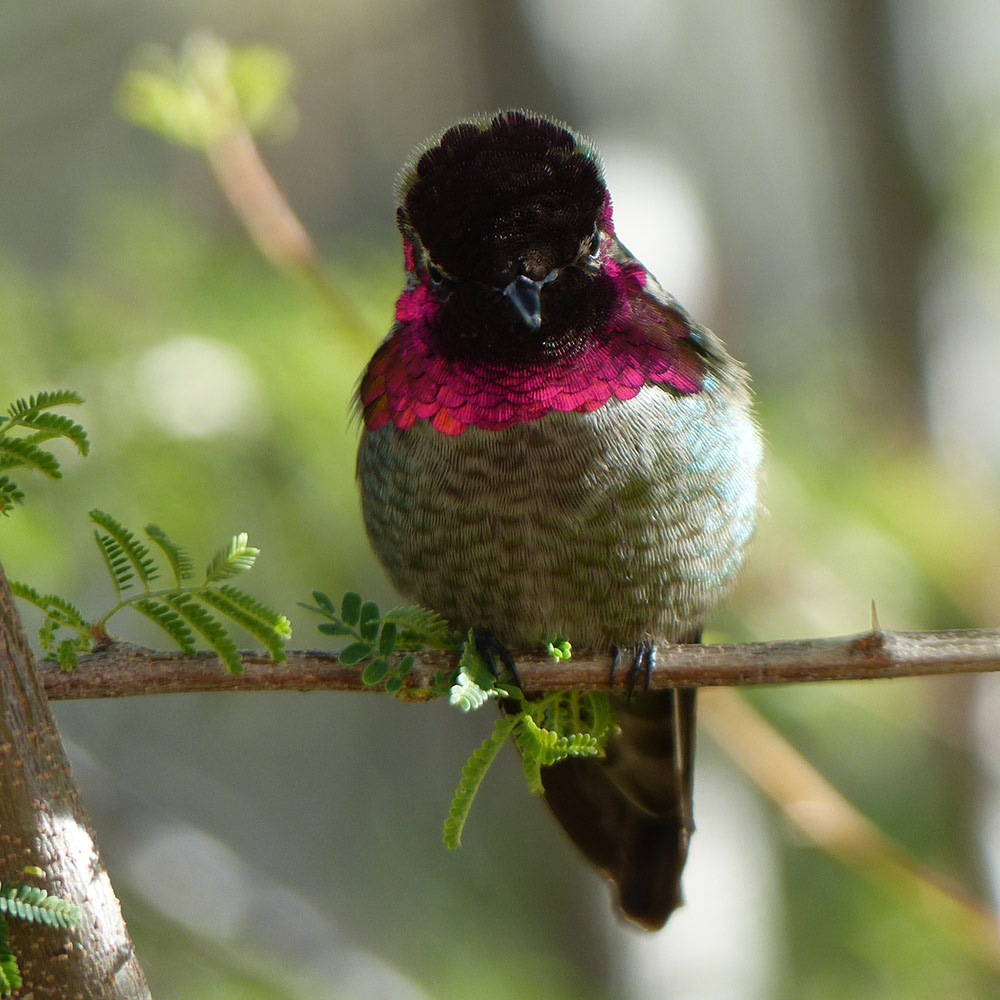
[356,110,761,929]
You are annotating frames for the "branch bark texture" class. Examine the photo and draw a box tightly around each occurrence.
[0,564,151,999]
[39,626,1000,701]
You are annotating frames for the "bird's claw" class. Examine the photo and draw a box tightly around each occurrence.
[610,641,656,702]
[472,628,520,688]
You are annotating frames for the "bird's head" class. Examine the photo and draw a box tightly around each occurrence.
[361,110,706,435]
[394,110,619,361]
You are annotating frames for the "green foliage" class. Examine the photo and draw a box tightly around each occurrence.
[91,508,160,597]
[199,585,290,662]
[447,665,495,712]
[0,874,81,997]
[301,591,459,694]
[443,716,519,849]
[0,390,89,516]
[13,513,290,673]
[447,633,515,712]
[146,523,195,584]
[439,639,611,845]
[205,532,260,583]
[118,32,297,150]
[384,604,460,651]
[539,630,573,661]
[444,680,611,842]
[9,582,90,671]
[0,918,19,999]
[0,881,80,930]
[305,593,614,848]
[512,692,609,795]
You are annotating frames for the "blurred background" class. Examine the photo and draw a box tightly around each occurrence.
[4,1,1000,997]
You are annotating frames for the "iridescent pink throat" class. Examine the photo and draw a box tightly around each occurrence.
[360,259,704,436]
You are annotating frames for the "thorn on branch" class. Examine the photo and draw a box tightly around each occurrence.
[871,599,883,637]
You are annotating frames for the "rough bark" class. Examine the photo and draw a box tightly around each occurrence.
[34,625,1000,701]
[0,561,150,999]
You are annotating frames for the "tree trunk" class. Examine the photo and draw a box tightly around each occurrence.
[0,559,151,999]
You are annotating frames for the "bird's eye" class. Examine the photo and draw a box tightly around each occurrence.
[426,262,445,285]
[588,228,601,257]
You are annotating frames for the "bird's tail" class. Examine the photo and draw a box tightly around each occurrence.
[539,687,696,930]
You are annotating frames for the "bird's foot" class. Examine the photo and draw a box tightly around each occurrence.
[471,628,520,689]
[610,640,657,702]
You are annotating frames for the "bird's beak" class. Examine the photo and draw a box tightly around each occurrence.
[502,269,558,329]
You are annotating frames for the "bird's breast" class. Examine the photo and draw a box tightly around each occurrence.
[357,379,761,649]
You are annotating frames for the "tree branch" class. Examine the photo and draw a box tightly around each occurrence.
[38,625,1000,701]
[36,620,1000,971]
[701,689,1000,973]
[0,567,151,998]
[205,122,372,333]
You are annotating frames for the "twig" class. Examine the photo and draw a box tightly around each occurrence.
[205,123,372,333]
[37,628,1000,971]
[701,690,1000,972]
[38,626,1000,700]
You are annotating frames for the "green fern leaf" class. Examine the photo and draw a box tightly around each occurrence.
[0,917,20,998]
[0,883,80,930]
[167,594,242,673]
[38,617,57,651]
[0,437,61,477]
[516,713,600,770]
[94,531,136,596]
[443,715,518,850]
[580,692,613,741]
[204,531,258,582]
[383,605,461,649]
[561,732,601,757]
[0,390,88,517]
[197,587,289,661]
[454,634,496,693]
[449,671,489,712]
[45,899,81,930]
[145,523,194,584]
[515,713,560,766]
[5,390,83,423]
[37,593,88,630]
[132,598,197,654]
[55,638,84,671]
[18,412,90,456]
[216,584,291,635]
[90,509,158,592]
[0,476,25,515]
[10,584,91,668]
[8,581,44,608]
[520,748,544,794]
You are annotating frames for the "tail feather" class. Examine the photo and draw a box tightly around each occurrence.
[540,688,696,930]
